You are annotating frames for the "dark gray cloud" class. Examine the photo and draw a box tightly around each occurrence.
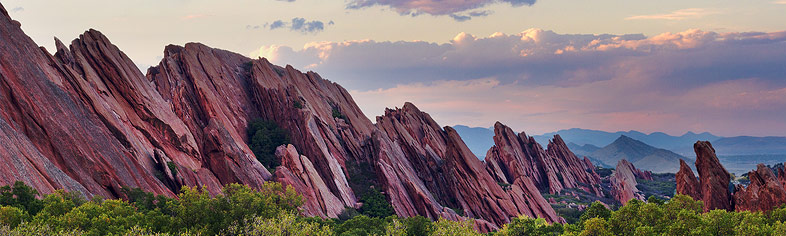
[449,10,492,22]
[346,0,535,16]
[248,18,330,34]
[256,29,786,136]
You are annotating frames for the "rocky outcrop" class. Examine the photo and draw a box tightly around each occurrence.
[484,122,603,197]
[376,104,563,228]
[0,4,171,197]
[0,4,564,231]
[678,141,786,213]
[675,141,733,211]
[733,164,786,212]
[273,144,345,218]
[675,159,701,200]
[694,141,733,212]
[609,159,646,204]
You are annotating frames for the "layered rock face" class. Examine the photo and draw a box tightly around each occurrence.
[675,159,701,200]
[609,159,651,204]
[0,6,171,197]
[484,122,603,197]
[678,141,786,212]
[0,4,565,231]
[376,104,563,229]
[694,141,733,211]
[676,141,732,211]
[733,164,786,212]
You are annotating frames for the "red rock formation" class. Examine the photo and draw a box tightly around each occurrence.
[376,104,563,228]
[675,159,701,201]
[484,122,603,197]
[694,141,733,212]
[733,164,786,212]
[0,4,171,197]
[675,159,702,200]
[0,4,565,230]
[609,159,645,204]
[274,145,345,218]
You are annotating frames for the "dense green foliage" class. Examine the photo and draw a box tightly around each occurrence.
[332,107,346,120]
[7,180,786,236]
[358,189,395,218]
[246,119,290,170]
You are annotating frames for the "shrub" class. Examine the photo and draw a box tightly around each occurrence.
[0,206,27,228]
[359,189,394,218]
[247,119,290,170]
[294,100,303,109]
[431,218,480,236]
[0,181,44,215]
[165,162,178,177]
[332,107,346,120]
[224,212,332,236]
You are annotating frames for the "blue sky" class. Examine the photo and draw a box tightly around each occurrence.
[4,0,786,136]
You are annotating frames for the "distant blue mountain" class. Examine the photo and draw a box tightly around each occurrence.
[454,125,786,167]
[452,125,494,159]
[533,128,721,151]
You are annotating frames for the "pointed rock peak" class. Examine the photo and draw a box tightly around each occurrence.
[402,102,420,112]
[694,141,716,154]
[53,37,74,64]
[616,134,635,142]
[0,3,8,18]
[551,134,566,145]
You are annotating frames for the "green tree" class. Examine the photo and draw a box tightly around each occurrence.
[247,119,290,169]
[430,218,480,236]
[402,216,433,236]
[0,181,44,215]
[224,211,332,236]
[334,215,387,236]
[580,217,612,236]
[0,206,28,228]
[359,189,395,218]
[701,209,736,235]
[579,201,611,224]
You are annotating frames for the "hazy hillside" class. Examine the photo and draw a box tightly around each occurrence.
[534,128,721,150]
[589,135,686,173]
[567,142,601,157]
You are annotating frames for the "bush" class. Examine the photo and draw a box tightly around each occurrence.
[247,119,290,170]
[332,107,346,120]
[359,189,395,218]
[431,218,480,236]
[294,100,303,109]
[0,206,27,228]
[0,181,44,215]
[224,212,332,236]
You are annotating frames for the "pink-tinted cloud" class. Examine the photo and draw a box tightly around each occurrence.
[255,29,786,136]
[625,8,720,20]
[346,0,534,16]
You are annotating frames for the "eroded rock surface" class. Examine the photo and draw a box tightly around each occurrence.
[609,159,646,204]
[0,3,565,230]
[675,159,701,200]
[484,122,603,197]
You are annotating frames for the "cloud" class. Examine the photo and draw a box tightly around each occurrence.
[254,29,786,136]
[11,7,23,13]
[626,8,720,20]
[449,10,492,22]
[253,18,329,34]
[773,0,786,4]
[346,0,535,16]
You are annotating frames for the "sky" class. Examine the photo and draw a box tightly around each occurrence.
[3,0,786,137]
